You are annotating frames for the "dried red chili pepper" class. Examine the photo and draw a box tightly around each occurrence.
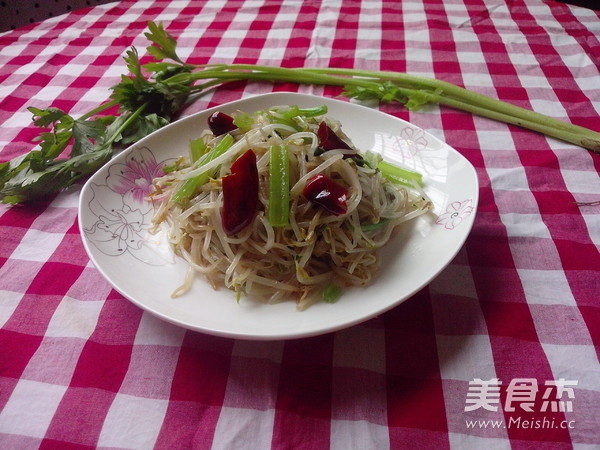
[221,149,259,235]
[317,121,365,165]
[317,121,352,151]
[303,173,348,215]
[208,111,237,136]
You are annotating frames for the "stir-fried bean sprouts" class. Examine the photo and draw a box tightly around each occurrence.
[151,106,432,310]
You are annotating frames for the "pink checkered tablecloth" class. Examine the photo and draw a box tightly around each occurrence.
[1,0,599,448]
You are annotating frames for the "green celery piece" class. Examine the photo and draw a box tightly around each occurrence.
[378,161,423,188]
[360,218,391,232]
[297,105,328,117]
[268,145,290,227]
[268,105,328,130]
[161,164,178,174]
[189,137,207,162]
[267,108,301,130]
[281,105,328,120]
[321,282,343,303]
[233,112,254,132]
[172,134,234,205]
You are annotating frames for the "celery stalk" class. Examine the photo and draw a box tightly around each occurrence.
[360,218,391,232]
[378,161,424,187]
[173,134,234,205]
[268,145,290,227]
[177,63,600,153]
[189,137,207,162]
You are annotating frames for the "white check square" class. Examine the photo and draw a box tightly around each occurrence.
[10,229,64,263]
[45,296,103,339]
[97,394,169,449]
[0,380,66,438]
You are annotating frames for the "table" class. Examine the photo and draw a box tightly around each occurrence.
[1,0,599,448]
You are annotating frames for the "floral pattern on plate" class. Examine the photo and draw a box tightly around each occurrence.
[82,146,173,265]
[399,126,429,155]
[435,199,475,230]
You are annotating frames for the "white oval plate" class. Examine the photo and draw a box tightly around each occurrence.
[78,92,478,340]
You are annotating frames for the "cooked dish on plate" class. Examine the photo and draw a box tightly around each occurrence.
[150,105,432,309]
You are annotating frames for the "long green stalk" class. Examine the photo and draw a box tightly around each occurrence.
[172,133,235,205]
[77,99,120,121]
[268,145,290,227]
[304,67,600,140]
[104,103,147,146]
[168,64,600,153]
